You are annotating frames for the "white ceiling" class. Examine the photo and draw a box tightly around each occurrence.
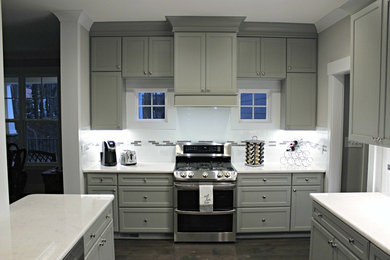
[2,0,349,26]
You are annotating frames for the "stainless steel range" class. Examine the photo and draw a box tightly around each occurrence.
[174,142,237,242]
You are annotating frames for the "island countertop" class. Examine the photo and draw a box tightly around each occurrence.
[0,194,114,260]
[311,192,390,255]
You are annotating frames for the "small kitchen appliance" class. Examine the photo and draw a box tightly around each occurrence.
[101,141,117,166]
[120,150,137,165]
[174,142,237,242]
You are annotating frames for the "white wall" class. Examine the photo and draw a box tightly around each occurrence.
[317,16,351,127]
[0,0,10,216]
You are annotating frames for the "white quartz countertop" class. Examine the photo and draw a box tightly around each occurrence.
[311,192,390,255]
[0,194,114,260]
[232,162,326,173]
[83,162,175,173]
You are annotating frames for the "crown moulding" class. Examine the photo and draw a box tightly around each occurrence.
[166,16,246,33]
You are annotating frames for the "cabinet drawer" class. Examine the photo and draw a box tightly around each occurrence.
[84,205,112,255]
[237,207,290,233]
[237,186,291,207]
[238,174,291,186]
[87,173,117,185]
[118,174,173,186]
[119,186,173,207]
[292,173,322,186]
[119,208,173,233]
[312,202,369,259]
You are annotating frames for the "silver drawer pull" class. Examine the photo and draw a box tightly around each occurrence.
[261,218,266,222]
[143,71,147,75]
[144,219,148,223]
[144,195,148,199]
[305,178,309,181]
[100,178,103,183]
[328,240,333,245]
[262,178,267,182]
[90,233,96,238]
[262,195,266,199]
[101,239,107,243]
[348,238,355,244]
[314,212,323,218]
[106,214,111,219]
[143,178,147,183]
[99,242,104,246]
[293,189,297,192]
[331,242,337,248]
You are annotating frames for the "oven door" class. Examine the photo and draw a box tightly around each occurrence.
[174,182,236,242]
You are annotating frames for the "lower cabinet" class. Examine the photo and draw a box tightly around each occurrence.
[370,244,390,260]
[237,172,324,234]
[119,208,173,233]
[85,222,115,260]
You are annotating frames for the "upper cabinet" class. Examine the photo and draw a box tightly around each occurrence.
[237,37,286,79]
[287,38,317,73]
[91,37,122,72]
[122,37,174,77]
[350,0,387,146]
[174,32,237,95]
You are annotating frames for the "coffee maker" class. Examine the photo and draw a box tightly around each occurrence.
[101,141,117,166]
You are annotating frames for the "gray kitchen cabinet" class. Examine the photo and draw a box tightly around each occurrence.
[350,0,383,145]
[88,185,119,232]
[85,222,115,260]
[91,37,121,72]
[287,38,317,73]
[91,72,123,130]
[237,186,291,207]
[237,37,286,78]
[238,173,291,186]
[370,244,390,260]
[122,37,173,77]
[119,208,173,233]
[281,73,317,130]
[310,219,334,260]
[87,173,118,186]
[290,185,321,231]
[237,207,290,233]
[118,186,173,207]
[174,32,236,95]
[118,173,173,186]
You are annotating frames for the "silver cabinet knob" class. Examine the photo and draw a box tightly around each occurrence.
[262,195,266,199]
[305,178,309,182]
[261,71,265,76]
[293,189,297,192]
[288,66,292,70]
[90,233,96,238]
[99,242,104,246]
[144,195,148,199]
[263,178,267,182]
[261,218,266,222]
[144,219,148,223]
[149,71,152,75]
[106,214,111,219]
[256,72,260,75]
[143,71,147,75]
[143,178,147,183]
[328,240,333,245]
[101,239,107,243]
[116,65,121,69]
[348,238,355,244]
[331,242,337,248]
[100,178,103,183]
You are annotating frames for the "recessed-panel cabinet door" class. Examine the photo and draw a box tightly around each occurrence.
[85,241,100,260]
[149,37,174,77]
[333,238,359,260]
[383,0,390,147]
[122,37,148,77]
[370,243,390,260]
[350,1,382,144]
[174,33,205,94]
[206,33,237,94]
[261,38,286,78]
[287,38,316,73]
[310,220,334,260]
[99,223,115,260]
[291,185,321,231]
[237,38,259,77]
[91,37,121,72]
[284,73,316,130]
[91,72,122,130]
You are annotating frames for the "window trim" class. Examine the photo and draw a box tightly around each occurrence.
[238,89,271,123]
[135,89,167,122]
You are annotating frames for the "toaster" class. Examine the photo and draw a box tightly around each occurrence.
[120,150,137,165]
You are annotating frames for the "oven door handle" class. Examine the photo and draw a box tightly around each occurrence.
[175,209,236,215]
[174,183,236,190]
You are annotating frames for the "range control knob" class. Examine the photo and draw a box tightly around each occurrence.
[225,172,231,178]
[217,172,223,178]
[202,172,208,178]
[180,172,187,178]
[188,172,194,178]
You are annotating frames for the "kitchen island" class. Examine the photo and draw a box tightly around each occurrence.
[310,192,390,259]
[0,194,114,260]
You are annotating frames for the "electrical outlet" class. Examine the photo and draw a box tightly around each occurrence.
[387,164,390,171]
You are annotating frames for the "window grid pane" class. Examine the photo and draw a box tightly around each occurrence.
[138,92,165,120]
[240,92,268,120]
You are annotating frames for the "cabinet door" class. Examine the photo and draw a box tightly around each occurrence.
[333,238,359,260]
[91,37,121,72]
[287,38,317,72]
[174,33,205,94]
[85,240,100,260]
[91,72,122,130]
[237,207,290,233]
[119,208,173,233]
[291,185,321,231]
[370,243,390,260]
[260,38,286,78]
[237,38,260,77]
[99,223,115,260]
[283,73,316,130]
[149,37,174,77]
[122,37,148,77]
[88,186,119,232]
[310,220,334,260]
[383,0,390,146]
[206,33,237,94]
[350,1,382,144]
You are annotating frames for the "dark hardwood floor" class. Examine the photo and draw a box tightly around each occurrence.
[115,238,310,260]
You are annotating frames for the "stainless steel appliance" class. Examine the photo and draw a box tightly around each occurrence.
[174,142,237,242]
[101,141,117,166]
[120,150,137,165]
